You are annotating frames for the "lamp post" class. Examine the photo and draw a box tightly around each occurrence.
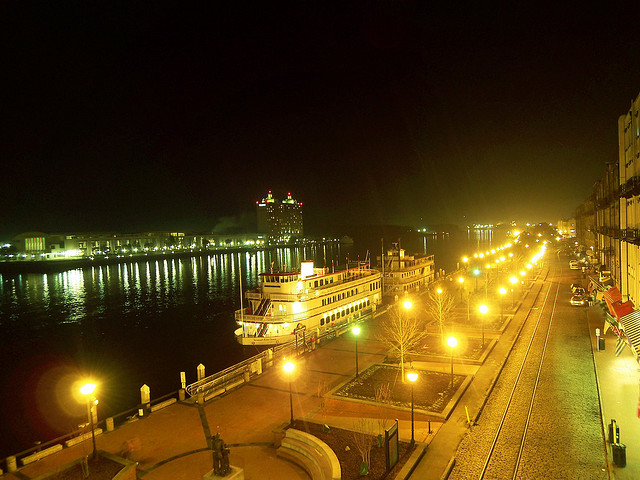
[484,264,491,301]
[352,326,360,378]
[80,382,97,458]
[478,304,488,348]
[472,268,481,293]
[499,287,507,322]
[509,276,518,307]
[406,371,418,445]
[447,337,457,388]
[283,361,295,426]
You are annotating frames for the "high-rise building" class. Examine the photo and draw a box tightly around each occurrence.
[256,191,303,242]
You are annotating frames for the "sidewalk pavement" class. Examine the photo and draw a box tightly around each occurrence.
[589,301,640,480]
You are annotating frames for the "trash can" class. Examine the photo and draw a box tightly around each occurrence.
[612,443,626,467]
[598,338,605,351]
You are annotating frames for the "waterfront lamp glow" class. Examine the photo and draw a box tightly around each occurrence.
[352,326,361,378]
[283,361,295,426]
[406,371,418,445]
[447,337,457,388]
[80,382,98,458]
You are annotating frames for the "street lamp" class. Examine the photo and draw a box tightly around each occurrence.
[447,336,457,388]
[472,268,481,292]
[484,264,491,300]
[406,371,418,445]
[283,361,295,426]
[80,382,98,458]
[509,276,518,306]
[478,304,488,348]
[352,326,360,378]
[499,287,507,321]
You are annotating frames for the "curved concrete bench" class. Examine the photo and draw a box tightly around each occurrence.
[277,428,341,480]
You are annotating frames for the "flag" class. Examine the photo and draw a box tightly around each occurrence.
[616,336,626,357]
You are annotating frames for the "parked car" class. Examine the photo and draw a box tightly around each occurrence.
[569,260,580,270]
[570,294,587,306]
[570,283,582,292]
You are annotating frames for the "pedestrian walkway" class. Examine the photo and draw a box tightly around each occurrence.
[589,302,640,480]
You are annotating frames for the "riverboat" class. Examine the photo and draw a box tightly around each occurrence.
[378,245,435,299]
[234,260,382,345]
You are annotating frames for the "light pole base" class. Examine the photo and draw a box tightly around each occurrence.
[203,465,244,480]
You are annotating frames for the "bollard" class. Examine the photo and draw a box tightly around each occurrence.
[197,390,204,405]
[244,367,250,382]
[6,456,17,473]
[106,417,114,432]
[266,348,274,367]
[179,388,186,401]
[197,363,206,381]
[140,384,151,414]
[256,358,263,375]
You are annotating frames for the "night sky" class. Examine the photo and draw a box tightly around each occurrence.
[2,3,640,239]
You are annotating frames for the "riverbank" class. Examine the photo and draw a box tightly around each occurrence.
[0,239,343,274]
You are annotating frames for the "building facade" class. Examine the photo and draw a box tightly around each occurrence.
[619,91,640,302]
[577,90,640,303]
[256,191,303,242]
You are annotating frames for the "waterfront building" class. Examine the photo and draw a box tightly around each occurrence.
[256,191,303,243]
[376,245,435,299]
[10,231,267,257]
[557,218,576,238]
[619,90,640,302]
[576,89,640,301]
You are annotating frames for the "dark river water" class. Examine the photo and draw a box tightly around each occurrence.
[0,229,502,458]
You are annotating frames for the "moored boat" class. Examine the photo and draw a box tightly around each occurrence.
[234,260,382,345]
[378,244,435,299]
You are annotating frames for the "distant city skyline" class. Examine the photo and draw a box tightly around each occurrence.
[2,4,639,237]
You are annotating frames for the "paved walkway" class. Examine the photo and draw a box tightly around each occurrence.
[6,261,637,480]
[590,299,640,479]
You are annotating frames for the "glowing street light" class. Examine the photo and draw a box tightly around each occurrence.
[406,371,418,445]
[352,326,361,378]
[478,304,488,348]
[80,382,98,458]
[447,336,457,388]
[283,361,295,426]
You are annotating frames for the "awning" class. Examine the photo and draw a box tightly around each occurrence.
[604,286,623,304]
[613,301,635,319]
[618,311,640,357]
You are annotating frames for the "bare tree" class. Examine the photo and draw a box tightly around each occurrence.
[425,287,455,343]
[351,418,375,475]
[377,306,426,379]
[375,383,392,447]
